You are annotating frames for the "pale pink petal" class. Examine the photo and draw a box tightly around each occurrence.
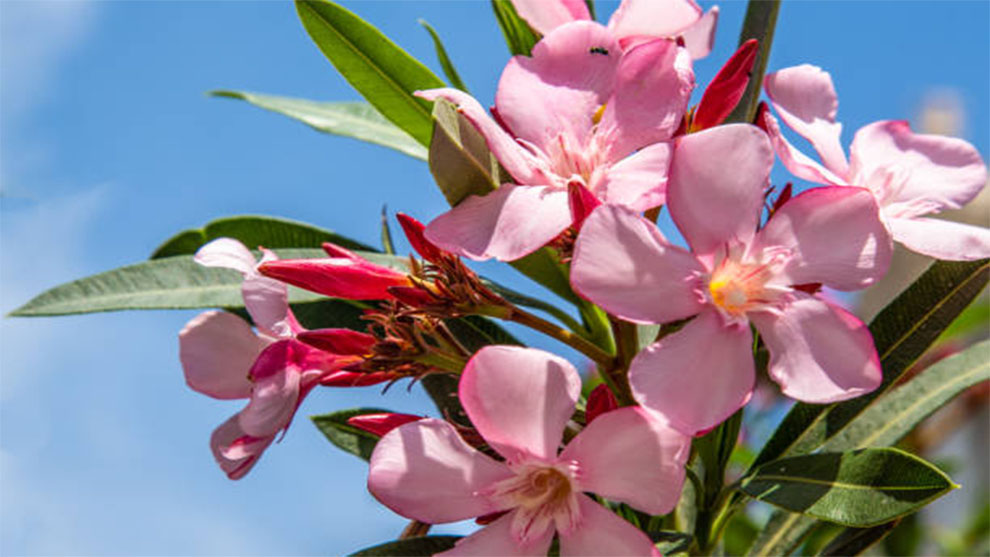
[755,186,892,290]
[598,39,693,158]
[194,237,257,275]
[210,415,275,480]
[680,6,718,59]
[241,273,290,336]
[179,310,261,400]
[848,120,988,217]
[560,407,689,515]
[607,0,702,42]
[629,309,754,436]
[509,0,590,35]
[764,65,849,177]
[459,346,581,462]
[425,185,572,262]
[416,88,543,185]
[750,295,881,403]
[438,511,554,557]
[594,142,671,211]
[667,124,773,256]
[762,109,846,186]
[571,205,707,324]
[238,365,301,438]
[496,21,620,150]
[368,419,514,523]
[558,495,661,557]
[887,216,990,261]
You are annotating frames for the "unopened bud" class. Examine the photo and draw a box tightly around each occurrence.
[346,412,423,437]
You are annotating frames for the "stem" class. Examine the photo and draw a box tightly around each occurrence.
[501,306,616,367]
[399,520,431,539]
[725,0,782,124]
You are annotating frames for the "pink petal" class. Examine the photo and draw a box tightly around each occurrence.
[848,120,988,218]
[210,414,275,480]
[438,511,554,557]
[762,109,846,186]
[629,309,754,436]
[667,124,773,256]
[459,346,581,462]
[887,216,990,261]
[194,237,257,275]
[368,419,514,524]
[238,363,301,438]
[496,21,620,150]
[179,310,261,400]
[559,406,689,515]
[607,0,702,43]
[241,273,290,336]
[415,88,543,185]
[571,205,707,324]
[755,186,892,291]
[764,65,849,177]
[558,495,661,557]
[509,0,590,35]
[424,185,572,262]
[594,142,671,211]
[750,295,881,403]
[680,6,719,59]
[598,39,694,158]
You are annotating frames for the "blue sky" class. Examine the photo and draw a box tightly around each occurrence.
[1,1,987,554]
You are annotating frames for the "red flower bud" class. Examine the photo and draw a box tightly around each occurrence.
[296,328,375,355]
[346,412,423,437]
[568,181,602,231]
[692,39,759,131]
[397,213,444,263]
[585,383,618,424]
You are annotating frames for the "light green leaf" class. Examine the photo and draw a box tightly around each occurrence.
[210,91,426,160]
[740,448,956,527]
[151,214,374,259]
[349,536,461,556]
[490,0,540,56]
[418,20,469,93]
[380,206,396,255]
[310,407,391,461]
[295,0,444,146]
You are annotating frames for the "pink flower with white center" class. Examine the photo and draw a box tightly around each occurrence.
[762,64,990,261]
[179,238,374,479]
[571,124,893,435]
[418,20,694,262]
[368,346,690,556]
[510,0,719,59]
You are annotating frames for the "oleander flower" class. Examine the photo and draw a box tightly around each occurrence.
[368,345,690,556]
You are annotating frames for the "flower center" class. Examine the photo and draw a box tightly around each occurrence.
[707,249,792,322]
[486,461,581,543]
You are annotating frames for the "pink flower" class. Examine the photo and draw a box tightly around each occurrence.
[179,238,375,479]
[419,20,694,261]
[762,64,990,261]
[510,0,719,59]
[571,125,892,435]
[368,346,690,556]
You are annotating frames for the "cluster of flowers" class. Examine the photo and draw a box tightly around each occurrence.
[178,0,988,554]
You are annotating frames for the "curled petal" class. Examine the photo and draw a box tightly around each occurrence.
[558,495,661,557]
[560,407,689,515]
[762,109,846,186]
[887,216,990,261]
[239,361,301,438]
[459,346,581,462]
[369,419,513,524]
[751,295,881,403]
[629,309,754,436]
[210,414,275,480]
[438,510,554,557]
[607,0,702,43]
[194,237,257,275]
[508,0,590,35]
[679,6,719,59]
[241,273,290,336]
[572,205,706,324]
[179,310,261,400]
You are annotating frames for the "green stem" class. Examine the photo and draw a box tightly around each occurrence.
[495,306,616,367]
[725,0,782,124]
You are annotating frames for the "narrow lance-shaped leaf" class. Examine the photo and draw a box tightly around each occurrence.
[209,92,427,160]
[295,0,445,146]
[349,536,462,557]
[819,521,901,557]
[490,0,540,56]
[380,206,396,255]
[418,20,470,93]
[740,448,956,527]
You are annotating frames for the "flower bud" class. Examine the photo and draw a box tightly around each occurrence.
[346,412,423,437]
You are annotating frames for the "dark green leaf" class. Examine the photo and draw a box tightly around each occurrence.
[295,0,444,146]
[210,91,426,160]
[741,448,956,527]
[349,536,461,556]
[151,214,374,259]
[289,298,368,331]
[490,0,540,56]
[428,98,507,206]
[418,20,469,93]
[311,407,393,461]
[820,521,899,556]
[380,206,396,255]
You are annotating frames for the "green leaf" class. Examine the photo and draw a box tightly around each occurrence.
[380,206,396,255]
[349,536,461,556]
[740,448,956,527]
[819,521,899,556]
[418,20,469,93]
[490,0,540,56]
[210,91,427,160]
[428,98,507,206]
[151,214,375,259]
[652,531,693,555]
[295,0,445,146]
[310,407,392,461]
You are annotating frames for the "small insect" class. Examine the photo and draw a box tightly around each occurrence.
[589,46,609,56]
